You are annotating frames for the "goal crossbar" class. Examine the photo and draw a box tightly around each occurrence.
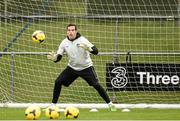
[0,52,180,56]
[0,15,179,19]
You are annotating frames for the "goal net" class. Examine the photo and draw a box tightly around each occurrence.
[0,0,179,118]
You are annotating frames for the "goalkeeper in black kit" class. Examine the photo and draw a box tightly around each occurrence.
[47,23,116,111]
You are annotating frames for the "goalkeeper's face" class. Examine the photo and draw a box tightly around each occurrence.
[67,26,77,40]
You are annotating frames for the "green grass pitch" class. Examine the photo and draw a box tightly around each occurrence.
[0,16,180,120]
[0,108,180,120]
[0,20,179,103]
[0,0,180,120]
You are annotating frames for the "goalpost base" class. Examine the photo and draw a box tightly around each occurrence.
[0,103,180,109]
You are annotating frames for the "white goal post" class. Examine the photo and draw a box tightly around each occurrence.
[0,0,180,112]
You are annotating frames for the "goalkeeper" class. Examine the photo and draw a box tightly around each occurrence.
[47,24,116,111]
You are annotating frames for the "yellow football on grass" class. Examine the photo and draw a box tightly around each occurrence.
[25,106,41,120]
[64,106,79,119]
[45,106,60,119]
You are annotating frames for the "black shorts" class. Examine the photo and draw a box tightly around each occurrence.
[56,66,99,87]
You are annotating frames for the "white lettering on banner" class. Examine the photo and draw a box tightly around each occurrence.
[137,72,179,85]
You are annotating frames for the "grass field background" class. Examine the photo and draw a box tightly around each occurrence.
[0,0,180,120]
[0,19,180,120]
[0,108,180,120]
[1,20,180,103]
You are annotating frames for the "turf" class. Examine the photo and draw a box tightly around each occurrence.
[0,1,180,120]
[0,108,180,120]
[0,20,180,104]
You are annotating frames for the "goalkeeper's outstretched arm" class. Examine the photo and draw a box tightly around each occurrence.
[47,51,62,62]
[90,46,98,55]
[54,54,62,63]
[78,43,98,55]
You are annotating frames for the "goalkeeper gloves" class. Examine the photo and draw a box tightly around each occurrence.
[78,43,93,52]
[47,51,58,61]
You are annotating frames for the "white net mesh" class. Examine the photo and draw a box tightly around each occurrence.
[0,0,179,110]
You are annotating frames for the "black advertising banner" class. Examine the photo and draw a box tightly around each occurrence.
[106,63,180,91]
